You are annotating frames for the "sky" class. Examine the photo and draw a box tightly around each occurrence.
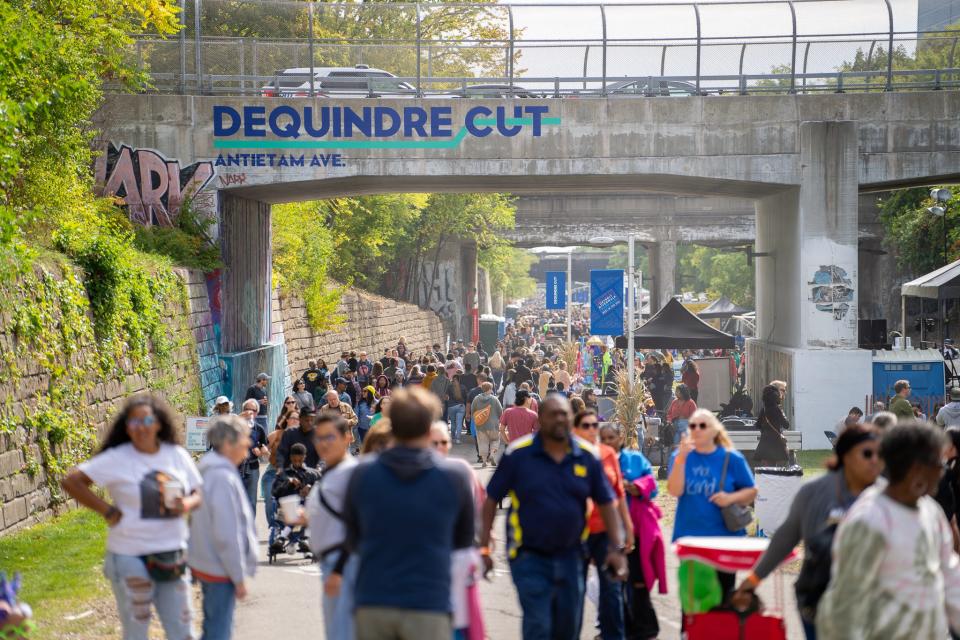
[476,0,921,86]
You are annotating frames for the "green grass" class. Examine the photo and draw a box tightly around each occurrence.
[0,509,115,639]
[796,449,833,476]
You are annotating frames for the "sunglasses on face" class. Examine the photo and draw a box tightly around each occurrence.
[128,415,156,428]
[579,421,599,429]
[689,422,710,430]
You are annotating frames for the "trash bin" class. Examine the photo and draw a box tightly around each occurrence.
[754,466,804,538]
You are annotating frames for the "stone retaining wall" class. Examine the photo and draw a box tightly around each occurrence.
[281,288,446,380]
[0,267,205,535]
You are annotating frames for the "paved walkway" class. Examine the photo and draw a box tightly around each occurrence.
[234,442,803,639]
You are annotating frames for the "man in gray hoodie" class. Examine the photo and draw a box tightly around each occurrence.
[471,382,504,467]
[938,387,960,428]
[189,415,259,640]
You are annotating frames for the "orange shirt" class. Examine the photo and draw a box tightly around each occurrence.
[588,443,625,534]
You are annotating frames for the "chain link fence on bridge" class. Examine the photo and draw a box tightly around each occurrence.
[119,0,960,96]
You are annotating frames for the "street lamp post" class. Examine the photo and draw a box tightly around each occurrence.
[627,234,635,384]
[567,249,573,343]
[929,188,953,341]
[930,188,952,266]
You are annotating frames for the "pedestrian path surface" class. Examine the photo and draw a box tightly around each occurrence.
[233,443,803,639]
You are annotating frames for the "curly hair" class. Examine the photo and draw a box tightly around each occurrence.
[99,393,180,452]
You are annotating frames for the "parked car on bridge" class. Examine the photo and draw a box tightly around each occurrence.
[599,78,710,97]
[446,84,540,98]
[260,65,415,98]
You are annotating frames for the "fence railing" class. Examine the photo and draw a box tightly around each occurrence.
[115,0,960,97]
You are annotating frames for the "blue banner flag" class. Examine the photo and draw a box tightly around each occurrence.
[545,271,566,309]
[590,269,624,336]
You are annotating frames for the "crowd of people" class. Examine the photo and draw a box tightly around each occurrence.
[53,302,960,640]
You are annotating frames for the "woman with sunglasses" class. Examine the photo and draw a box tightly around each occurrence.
[276,395,298,431]
[733,422,882,639]
[292,379,315,413]
[816,422,960,640]
[667,409,756,604]
[61,394,202,639]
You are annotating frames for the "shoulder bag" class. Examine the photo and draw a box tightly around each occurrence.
[719,451,753,532]
[140,549,187,581]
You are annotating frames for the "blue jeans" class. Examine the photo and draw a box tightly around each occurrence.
[260,465,277,535]
[584,532,624,640]
[493,370,504,390]
[448,403,465,443]
[241,465,259,516]
[510,548,584,640]
[319,551,359,640]
[200,580,236,640]
[103,551,194,640]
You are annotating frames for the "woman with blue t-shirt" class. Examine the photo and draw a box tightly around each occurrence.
[667,408,757,598]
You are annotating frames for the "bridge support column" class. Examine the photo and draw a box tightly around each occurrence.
[478,267,493,317]
[220,194,287,429]
[461,240,479,342]
[648,240,677,312]
[751,121,871,449]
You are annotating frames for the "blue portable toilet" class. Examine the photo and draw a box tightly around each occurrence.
[872,349,946,416]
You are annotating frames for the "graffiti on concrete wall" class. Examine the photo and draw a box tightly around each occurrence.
[94,142,215,227]
[418,262,458,320]
[808,265,855,320]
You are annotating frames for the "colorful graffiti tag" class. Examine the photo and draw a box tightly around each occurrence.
[94,142,215,227]
[808,265,855,320]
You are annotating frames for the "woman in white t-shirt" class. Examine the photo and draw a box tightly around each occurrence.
[61,394,202,640]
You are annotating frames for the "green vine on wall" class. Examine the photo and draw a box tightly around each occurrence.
[0,250,198,504]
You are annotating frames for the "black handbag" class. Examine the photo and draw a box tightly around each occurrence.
[140,549,188,582]
[719,451,753,532]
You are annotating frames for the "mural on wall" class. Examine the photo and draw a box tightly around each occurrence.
[94,142,215,227]
[808,265,855,321]
[418,261,458,321]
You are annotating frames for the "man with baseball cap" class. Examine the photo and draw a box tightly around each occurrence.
[244,372,271,419]
[938,387,960,428]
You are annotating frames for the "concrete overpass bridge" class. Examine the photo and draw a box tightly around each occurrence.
[94,90,960,447]
[510,191,893,315]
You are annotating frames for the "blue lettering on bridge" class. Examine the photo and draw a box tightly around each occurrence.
[212,104,560,150]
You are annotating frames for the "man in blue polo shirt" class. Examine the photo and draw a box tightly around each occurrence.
[479,395,627,640]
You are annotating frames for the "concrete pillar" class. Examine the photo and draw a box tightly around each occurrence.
[751,121,871,449]
[220,194,272,353]
[417,241,463,339]
[219,193,287,430]
[477,266,493,316]
[461,240,478,341]
[648,240,677,312]
[493,290,505,317]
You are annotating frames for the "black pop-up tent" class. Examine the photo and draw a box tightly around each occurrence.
[697,296,752,320]
[615,298,736,350]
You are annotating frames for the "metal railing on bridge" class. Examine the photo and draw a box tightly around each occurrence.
[120,0,960,97]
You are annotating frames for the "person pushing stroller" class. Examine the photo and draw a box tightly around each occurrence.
[270,443,320,557]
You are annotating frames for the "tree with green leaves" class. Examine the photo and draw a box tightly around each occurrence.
[877,187,958,275]
[680,245,754,307]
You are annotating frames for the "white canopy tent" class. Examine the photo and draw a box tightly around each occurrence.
[900,258,960,343]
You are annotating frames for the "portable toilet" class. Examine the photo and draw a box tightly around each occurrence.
[505,304,520,322]
[872,349,946,417]
[479,314,505,355]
